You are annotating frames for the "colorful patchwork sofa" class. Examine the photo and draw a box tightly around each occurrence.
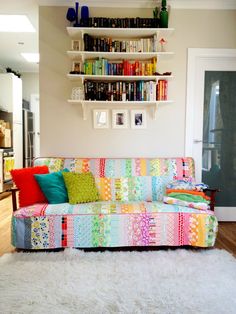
[11,157,218,250]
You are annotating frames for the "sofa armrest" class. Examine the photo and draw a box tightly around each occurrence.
[6,187,19,212]
[203,188,220,212]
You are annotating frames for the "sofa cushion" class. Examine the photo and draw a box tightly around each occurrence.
[33,158,195,202]
[95,176,170,202]
[10,165,49,207]
[62,172,99,204]
[34,169,69,204]
[14,200,213,218]
[34,157,195,179]
[12,201,218,249]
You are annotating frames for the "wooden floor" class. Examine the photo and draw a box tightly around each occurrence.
[215,222,236,256]
[0,193,15,256]
[0,194,235,257]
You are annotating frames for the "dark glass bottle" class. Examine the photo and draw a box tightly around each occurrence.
[160,0,168,28]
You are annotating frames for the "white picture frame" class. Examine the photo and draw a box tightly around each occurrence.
[71,40,80,51]
[131,110,147,129]
[93,109,109,129]
[112,110,128,129]
[72,61,82,73]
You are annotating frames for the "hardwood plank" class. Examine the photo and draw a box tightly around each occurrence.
[0,194,15,256]
[215,222,236,256]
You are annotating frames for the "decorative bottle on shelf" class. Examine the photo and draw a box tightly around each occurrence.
[80,5,89,27]
[153,7,159,28]
[160,0,168,28]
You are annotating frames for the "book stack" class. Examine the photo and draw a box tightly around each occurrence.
[157,80,168,100]
[83,17,159,28]
[123,58,157,76]
[84,80,157,102]
[84,34,158,53]
[83,58,157,76]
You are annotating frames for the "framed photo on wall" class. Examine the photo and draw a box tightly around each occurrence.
[131,110,147,129]
[93,109,109,129]
[71,40,81,51]
[72,61,83,74]
[112,110,128,129]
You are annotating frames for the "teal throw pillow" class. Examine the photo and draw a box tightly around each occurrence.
[34,169,69,204]
[62,172,99,205]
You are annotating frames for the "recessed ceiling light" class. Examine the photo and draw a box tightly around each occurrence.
[21,53,39,63]
[0,15,35,32]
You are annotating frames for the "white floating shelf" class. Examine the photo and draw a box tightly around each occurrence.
[67,51,174,61]
[67,27,174,39]
[67,99,173,120]
[67,74,173,82]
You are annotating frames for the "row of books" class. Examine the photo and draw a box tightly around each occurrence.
[80,17,159,28]
[84,80,168,102]
[84,34,158,53]
[83,58,157,76]
[157,80,168,101]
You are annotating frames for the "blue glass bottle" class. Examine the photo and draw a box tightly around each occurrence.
[81,6,89,27]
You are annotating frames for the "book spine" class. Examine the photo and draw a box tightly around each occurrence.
[141,81,144,101]
[108,82,111,101]
[130,82,134,101]
[144,82,147,101]
[122,82,126,101]
[119,82,122,101]
[164,80,168,100]
[84,80,88,100]
[135,61,139,76]
[116,82,119,101]
[102,59,106,75]
[133,82,137,101]
[128,82,131,101]
[111,83,114,101]
[83,34,89,51]
[149,81,153,101]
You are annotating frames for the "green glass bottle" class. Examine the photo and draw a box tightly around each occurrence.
[160,0,168,28]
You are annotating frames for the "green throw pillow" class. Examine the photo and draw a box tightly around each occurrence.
[34,169,69,204]
[62,172,99,204]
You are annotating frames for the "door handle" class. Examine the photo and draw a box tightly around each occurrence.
[194,139,202,143]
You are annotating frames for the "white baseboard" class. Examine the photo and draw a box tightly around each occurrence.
[215,207,236,221]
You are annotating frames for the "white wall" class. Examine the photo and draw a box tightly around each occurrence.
[39,7,236,158]
[21,73,39,102]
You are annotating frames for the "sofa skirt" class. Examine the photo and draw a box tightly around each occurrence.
[12,201,218,250]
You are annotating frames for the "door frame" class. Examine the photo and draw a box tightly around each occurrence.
[30,94,40,158]
[185,48,236,221]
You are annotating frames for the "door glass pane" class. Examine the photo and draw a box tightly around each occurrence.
[202,71,236,206]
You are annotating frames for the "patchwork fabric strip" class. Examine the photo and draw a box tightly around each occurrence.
[12,201,218,249]
[34,157,195,179]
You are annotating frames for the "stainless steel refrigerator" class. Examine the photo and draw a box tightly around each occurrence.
[23,109,34,167]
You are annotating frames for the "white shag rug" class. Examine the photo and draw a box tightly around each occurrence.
[0,249,236,314]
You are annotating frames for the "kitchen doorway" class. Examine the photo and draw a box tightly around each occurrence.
[185,48,236,221]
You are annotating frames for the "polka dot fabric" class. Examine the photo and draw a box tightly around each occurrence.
[62,172,99,205]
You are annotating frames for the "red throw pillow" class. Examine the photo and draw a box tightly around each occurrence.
[11,165,49,207]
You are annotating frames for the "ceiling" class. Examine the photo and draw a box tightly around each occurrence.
[0,1,39,73]
[0,0,235,74]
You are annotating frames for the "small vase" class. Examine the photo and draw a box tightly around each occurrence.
[81,6,89,27]
[74,2,80,27]
[81,6,89,19]
[66,7,76,26]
